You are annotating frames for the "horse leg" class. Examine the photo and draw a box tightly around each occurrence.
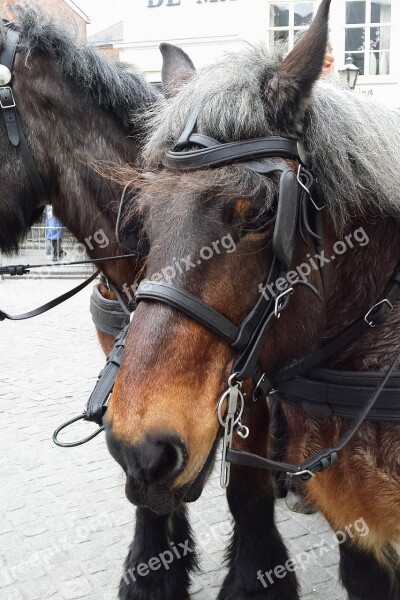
[270,399,317,514]
[218,402,299,600]
[339,540,400,600]
[119,505,196,600]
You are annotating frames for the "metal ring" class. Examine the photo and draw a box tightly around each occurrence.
[217,388,245,428]
[53,414,105,448]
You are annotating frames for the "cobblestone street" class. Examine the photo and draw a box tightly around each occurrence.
[0,278,347,600]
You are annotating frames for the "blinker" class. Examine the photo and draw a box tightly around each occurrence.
[272,168,300,271]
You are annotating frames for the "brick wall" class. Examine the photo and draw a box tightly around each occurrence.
[0,0,87,40]
[97,44,120,62]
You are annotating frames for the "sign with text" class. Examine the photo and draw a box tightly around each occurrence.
[148,0,237,7]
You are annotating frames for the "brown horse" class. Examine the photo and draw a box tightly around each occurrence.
[0,4,159,352]
[105,1,400,599]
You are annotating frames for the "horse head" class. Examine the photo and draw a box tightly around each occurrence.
[105,0,340,514]
[107,0,400,526]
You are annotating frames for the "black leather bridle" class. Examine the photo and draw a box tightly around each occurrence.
[0,22,49,210]
[14,100,395,487]
[132,112,400,487]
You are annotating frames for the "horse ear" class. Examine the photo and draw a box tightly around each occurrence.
[266,0,331,131]
[160,43,196,99]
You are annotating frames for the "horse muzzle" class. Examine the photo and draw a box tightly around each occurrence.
[105,424,218,513]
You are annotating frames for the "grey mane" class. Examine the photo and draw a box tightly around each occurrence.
[144,43,400,228]
[0,2,159,130]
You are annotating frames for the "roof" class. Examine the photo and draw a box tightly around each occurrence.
[87,21,124,46]
[62,0,90,24]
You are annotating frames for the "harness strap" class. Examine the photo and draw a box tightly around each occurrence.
[275,263,400,384]
[85,325,129,425]
[0,270,99,321]
[227,351,400,480]
[0,25,19,72]
[0,27,19,147]
[53,324,130,447]
[0,253,140,277]
[277,367,400,420]
[0,86,19,146]
[0,26,49,209]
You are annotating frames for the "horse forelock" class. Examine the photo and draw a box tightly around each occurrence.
[144,43,400,231]
[0,2,160,131]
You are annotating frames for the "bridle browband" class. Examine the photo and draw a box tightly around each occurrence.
[0,22,49,210]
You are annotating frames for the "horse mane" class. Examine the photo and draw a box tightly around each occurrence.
[0,2,159,131]
[144,43,400,229]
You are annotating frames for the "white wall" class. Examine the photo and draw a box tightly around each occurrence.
[116,0,399,107]
[119,0,260,79]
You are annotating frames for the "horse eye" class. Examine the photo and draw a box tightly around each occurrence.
[239,196,276,236]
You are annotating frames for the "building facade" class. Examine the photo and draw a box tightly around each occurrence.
[0,0,89,39]
[106,0,399,108]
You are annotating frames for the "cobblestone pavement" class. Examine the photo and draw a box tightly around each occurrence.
[0,278,347,600]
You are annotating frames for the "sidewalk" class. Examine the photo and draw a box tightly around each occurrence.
[0,279,347,600]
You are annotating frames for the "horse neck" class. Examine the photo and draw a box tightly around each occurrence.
[322,215,400,371]
[49,112,143,291]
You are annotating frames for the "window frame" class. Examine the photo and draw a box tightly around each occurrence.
[344,0,392,78]
[266,1,316,49]
[265,0,394,80]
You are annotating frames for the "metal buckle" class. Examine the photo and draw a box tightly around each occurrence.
[0,86,16,109]
[253,373,276,402]
[287,469,316,480]
[364,299,393,328]
[297,165,325,211]
[274,288,294,318]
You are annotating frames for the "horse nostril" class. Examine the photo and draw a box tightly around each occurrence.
[135,433,188,484]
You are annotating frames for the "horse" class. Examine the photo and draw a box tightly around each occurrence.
[105,1,400,599]
[0,3,159,353]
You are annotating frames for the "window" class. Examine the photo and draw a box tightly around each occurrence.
[345,0,391,76]
[267,2,315,47]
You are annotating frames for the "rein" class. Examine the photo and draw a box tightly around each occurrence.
[0,254,138,322]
